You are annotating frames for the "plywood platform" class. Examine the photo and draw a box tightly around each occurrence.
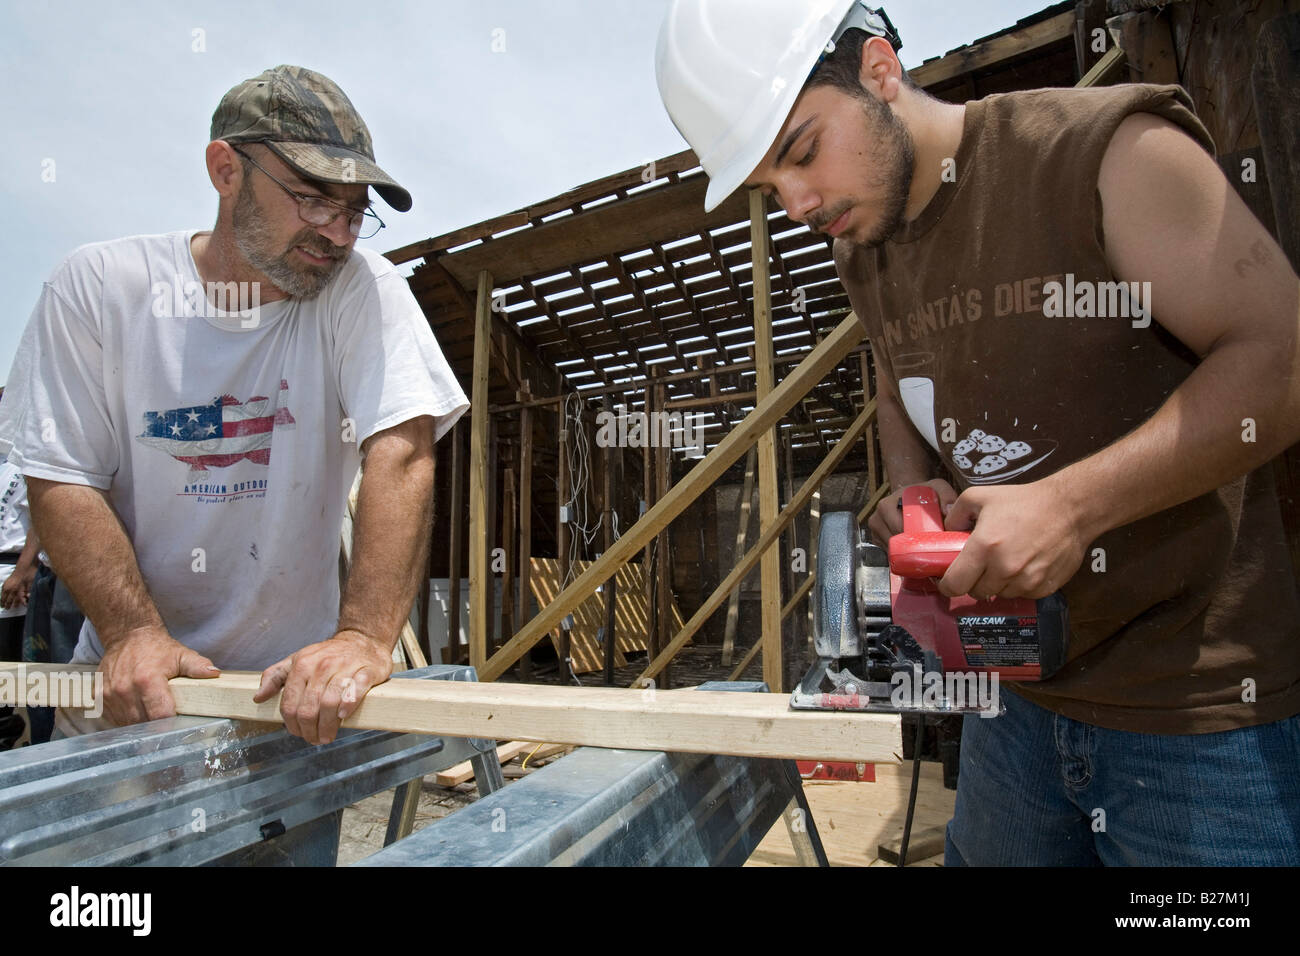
[747,760,956,867]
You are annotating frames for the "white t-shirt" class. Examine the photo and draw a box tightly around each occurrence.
[0,461,30,619]
[0,231,468,669]
[0,461,28,553]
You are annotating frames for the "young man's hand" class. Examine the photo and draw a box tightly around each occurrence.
[99,626,220,725]
[254,629,394,745]
[867,478,958,546]
[939,476,1091,601]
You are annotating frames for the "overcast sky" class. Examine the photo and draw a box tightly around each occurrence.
[1,0,1052,380]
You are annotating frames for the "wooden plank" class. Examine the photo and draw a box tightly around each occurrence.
[721,446,758,665]
[602,432,619,684]
[501,467,516,647]
[521,742,571,764]
[857,481,892,526]
[1253,10,1300,582]
[1074,0,1109,81]
[655,374,676,686]
[486,414,499,648]
[446,421,465,664]
[746,763,953,867]
[440,176,751,289]
[727,571,817,684]
[751,190,783,693]
[468,271,494,673]
[433,740,534,788]
[156,670,903,763]
[878,824,948,866]
[782,435,799,667]
[382,150,701,266]
[488,346,871,415]
[517,384,534,679]
[909,10,1076,89]
[556,413,572,682]
[642,377,657,672]
[478,314,865,682]
[1254,11,1300,267]
[1076,41,1126,88]
[635,400,876,686]
[1117,7,1180,86]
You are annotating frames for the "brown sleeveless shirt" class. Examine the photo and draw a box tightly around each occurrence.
[835,84,1300,734]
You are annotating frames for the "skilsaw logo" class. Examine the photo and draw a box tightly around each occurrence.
[889,668,1001,717]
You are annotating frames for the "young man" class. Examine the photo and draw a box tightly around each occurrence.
[657,1,1300,864]
[1,65,467,746]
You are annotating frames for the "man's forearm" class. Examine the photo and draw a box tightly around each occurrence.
[1052,326,1300,543]
[26,478,165,643]
[338,419,436,648]
[877,388,937,488]
[14,532,40,575]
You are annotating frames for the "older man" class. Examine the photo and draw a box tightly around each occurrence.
[657,1,1300,864]
[1,65,466,746]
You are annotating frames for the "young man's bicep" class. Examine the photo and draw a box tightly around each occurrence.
[1099,112,1298,360]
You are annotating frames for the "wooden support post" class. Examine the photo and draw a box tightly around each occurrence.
[807,490,821,661]
[751,189,783,693]
[654,373,672,689]
[642,375,657,673]
[602,426,619,685]
[557,405,572,683]
[478,313,864,683]
[487,415,500,649]
[634,400,876,686]
[501,467,516,649]
[782,433,803,691]
[468,270,493,674]
[517,381,534,679]
[1253,11,1300,581]
[1118,6,1181,86]
[721,446,757,666]
[446,421,465,664]
[859,351,879,497]
[857,481,892,526]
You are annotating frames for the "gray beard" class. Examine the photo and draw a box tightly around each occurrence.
[233,182,344,299]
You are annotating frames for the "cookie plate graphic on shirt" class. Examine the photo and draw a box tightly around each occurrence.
[947,426,1056,484]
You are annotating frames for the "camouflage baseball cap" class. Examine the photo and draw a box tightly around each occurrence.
[211,65,412,212]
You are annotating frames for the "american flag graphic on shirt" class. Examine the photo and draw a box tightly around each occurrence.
[136,379,296,478]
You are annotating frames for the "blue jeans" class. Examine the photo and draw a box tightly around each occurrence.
[22,565,86,745]
[945,686,1300,865]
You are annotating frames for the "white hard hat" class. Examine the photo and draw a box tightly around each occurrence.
[656,0,901,212]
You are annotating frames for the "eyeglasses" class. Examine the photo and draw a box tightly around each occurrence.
[232,146,386,240]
